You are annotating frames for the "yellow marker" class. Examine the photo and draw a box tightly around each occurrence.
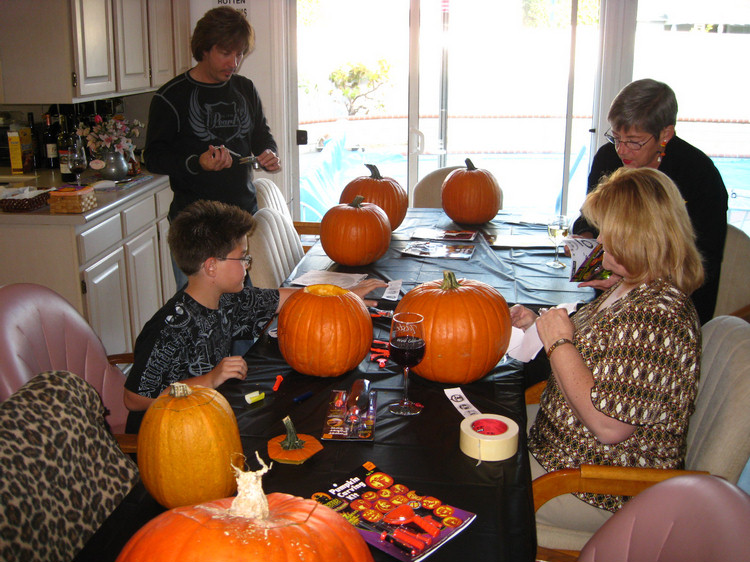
[245,391,265,405]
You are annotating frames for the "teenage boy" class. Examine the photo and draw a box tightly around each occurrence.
[123,200,385,432]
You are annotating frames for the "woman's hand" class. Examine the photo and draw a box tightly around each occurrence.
[535,308,575,350]
[510,304,538,331]
[578,273,621,291]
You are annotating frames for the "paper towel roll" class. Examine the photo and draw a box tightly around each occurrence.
[459,414,519,462]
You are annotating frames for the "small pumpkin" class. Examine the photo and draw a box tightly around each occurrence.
[441,158,502,225]
[277,284,372,377]
[116,454,373,562]
[394,270,512,384]
[268,415,323,465]
[339,164,408,230]
[137,383,244,509]
[320,195,391,266]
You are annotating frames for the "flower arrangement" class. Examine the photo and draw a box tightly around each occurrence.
[77,115,144,157]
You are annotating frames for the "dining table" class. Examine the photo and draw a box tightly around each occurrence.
[75,208,594,562]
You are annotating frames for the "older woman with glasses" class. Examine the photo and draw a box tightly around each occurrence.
[572,78,727,324]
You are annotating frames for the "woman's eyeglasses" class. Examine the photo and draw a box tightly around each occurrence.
[604,130,654,151]
[218,255,253,267]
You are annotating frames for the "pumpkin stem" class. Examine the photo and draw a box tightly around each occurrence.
[349,194,366,208]
[440,270,461,290]
[229,451,272,520]
[365,163,383,179]
[464,158,477,171]
[169,382,192,398]
[280,415,306,450]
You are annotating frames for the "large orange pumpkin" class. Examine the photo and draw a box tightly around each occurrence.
[320,195,391,266]
[116,457,373,562]
[277,284,372,377]
[394,270,511,384]
[441,158,502,225]
[339,164,408,230]
[137,383,244,509]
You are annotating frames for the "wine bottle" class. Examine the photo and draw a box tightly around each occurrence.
[26,112,41,169]
[57,114,75,182]
[42,113,59,169]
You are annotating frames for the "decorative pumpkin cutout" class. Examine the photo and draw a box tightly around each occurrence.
[268,416,323,465]
[340,164,408,230]
[137,383,244,509]
[116,454,373,562]
[441,158,502,225]
[320,195,391,266]
[394,270,511,384]
[277,284,372,377]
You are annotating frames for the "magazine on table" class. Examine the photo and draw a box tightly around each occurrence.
[565,237,611,282]
[401,241,475,260]
[311,461,476,561]
[410,227,478,242]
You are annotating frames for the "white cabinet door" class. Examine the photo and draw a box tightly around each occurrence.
[83,247,133,355]
[171,0,193,75]
[71,0,118,96]
[125,224,164,340]
[158,216,177,302]
[114,0,151,91]
[148,0,176,87]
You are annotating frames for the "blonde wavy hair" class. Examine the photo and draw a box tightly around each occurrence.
[582,167,704,295]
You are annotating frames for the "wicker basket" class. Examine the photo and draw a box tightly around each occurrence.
[49,186,98,214]
[0,190,51,213]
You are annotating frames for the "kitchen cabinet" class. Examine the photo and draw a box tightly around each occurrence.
[171,0,193,75]
[0,0,182,104]
[0,173,175,354]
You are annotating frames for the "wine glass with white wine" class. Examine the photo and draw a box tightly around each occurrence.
[546,215,570,269]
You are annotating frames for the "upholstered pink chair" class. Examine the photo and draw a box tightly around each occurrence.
[0,283,130,433]
[578,474,750,561]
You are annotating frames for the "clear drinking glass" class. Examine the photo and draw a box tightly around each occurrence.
[546,215,570,269]
[388,312,426,416]
[68,138,88,187]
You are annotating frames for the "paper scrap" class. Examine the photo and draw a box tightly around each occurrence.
[291,270,367,289]
[506,302,580,362]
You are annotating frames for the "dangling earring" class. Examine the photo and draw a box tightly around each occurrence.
[657,140,667,164]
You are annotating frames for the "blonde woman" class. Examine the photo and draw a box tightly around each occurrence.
[512,167,703,526]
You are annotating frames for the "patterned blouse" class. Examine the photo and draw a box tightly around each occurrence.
[528,278,701,511]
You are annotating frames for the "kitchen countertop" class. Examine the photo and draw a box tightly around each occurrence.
[0,167,170,226]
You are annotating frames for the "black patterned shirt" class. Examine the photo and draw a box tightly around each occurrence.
[528,278,701,511]
[125,287,279,399]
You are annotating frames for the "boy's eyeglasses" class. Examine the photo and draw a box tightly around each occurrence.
[218,255,253,267]
[604,129,654,151]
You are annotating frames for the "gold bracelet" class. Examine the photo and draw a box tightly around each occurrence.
[546,338,574,358]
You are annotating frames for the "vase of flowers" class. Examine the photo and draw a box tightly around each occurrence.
[77,115,144,180]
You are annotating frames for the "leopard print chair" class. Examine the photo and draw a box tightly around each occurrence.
[0,371,139,562]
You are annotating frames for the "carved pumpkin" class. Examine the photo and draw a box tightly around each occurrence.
[339,164,408,230]
[116,455,373,562]
[277,284,372,377]
[394,270,511,384]
[137,383,244,509]
[441,158,502,225]
[321,195,391,266]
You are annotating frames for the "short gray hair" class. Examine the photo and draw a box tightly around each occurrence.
[608,79,678,138]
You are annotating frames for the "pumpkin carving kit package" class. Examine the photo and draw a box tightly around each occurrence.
[312,461,475,561]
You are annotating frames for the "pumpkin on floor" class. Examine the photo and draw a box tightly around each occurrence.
[339,164,408,230]
[116,454,373,562]
[441,158,502,225]
[320,195,391,266]
[277,284,372,377]
[394,270,512,384]
[137,383,244,509]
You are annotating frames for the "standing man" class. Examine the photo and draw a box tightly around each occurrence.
[144,6,281,289]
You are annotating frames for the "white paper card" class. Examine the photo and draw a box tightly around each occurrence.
[290,270,367,289]
[506,302,580,362]
[381,279,402,301]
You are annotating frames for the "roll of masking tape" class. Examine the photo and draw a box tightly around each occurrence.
[459,414,519,462]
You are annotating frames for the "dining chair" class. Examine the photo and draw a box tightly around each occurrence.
[714,224,750,317]
[0,282,133,439]
[529,314,750,554]
[255,177,292,221]
[247,207,305,289]
[412,165,462,208]
[536,475,750,562]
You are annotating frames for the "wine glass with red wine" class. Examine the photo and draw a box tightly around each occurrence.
[388,312,426,416]
[69,138,88,187]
